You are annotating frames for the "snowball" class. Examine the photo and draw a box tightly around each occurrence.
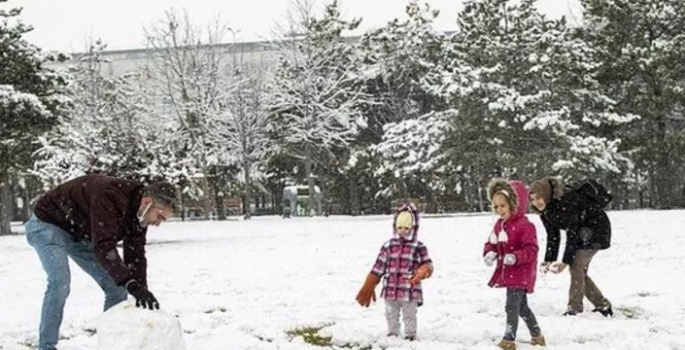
[97,302,186,350]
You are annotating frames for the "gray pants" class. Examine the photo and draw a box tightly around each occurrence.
[568,249,610,312]
[385,299,418,337]
[504,288,541,341]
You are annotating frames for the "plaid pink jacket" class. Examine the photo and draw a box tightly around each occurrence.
[370,204,432,305]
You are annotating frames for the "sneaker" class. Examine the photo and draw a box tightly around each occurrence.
[530,335,546,346]
[562,310,578,316]
[404,336,415,341]
[498,339,517,350]
[592,305,614,317]
[387,333,398,337]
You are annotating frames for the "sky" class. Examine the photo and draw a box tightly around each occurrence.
[11,0,583,53]
[1,210,683,349]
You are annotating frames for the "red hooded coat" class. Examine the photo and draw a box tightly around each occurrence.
[483,180,538,293]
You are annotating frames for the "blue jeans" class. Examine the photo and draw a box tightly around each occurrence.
[25,214,128,350]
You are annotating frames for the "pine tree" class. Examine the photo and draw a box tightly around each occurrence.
[437,0,636,208]
[580,0,685,208]
[0,0,69,235]
[352,1,450,209]
[357,1,446,138]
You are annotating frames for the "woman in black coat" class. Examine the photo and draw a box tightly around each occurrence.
[529,176,613,317]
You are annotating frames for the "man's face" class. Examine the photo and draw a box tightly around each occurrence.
[140,198,173,227]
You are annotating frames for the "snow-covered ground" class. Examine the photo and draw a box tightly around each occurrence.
[1,210,683,349]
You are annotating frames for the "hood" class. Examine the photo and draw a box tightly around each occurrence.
[509,180,529,219]
[529,176,565,213]
[393,202,420,242]
[488,178,529,220]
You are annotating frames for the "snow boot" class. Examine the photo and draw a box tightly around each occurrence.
[531,335,546,346]
[498,339,516,350]
[593,305,614,317]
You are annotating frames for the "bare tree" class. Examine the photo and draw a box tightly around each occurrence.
[144,9,233,219]
[209,40,273,219]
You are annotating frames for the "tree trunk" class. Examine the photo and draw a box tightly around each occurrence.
[476,175,485,212]
[20,175,37,222]
[348,173,360,215]
[304,145,318,216]
[426,186,438,214]
[651,106,673,209]
[211,175,227,220]
[180,191,187,221]
[201,174,213,220]
[654,143,673,209]
[243,160,252,220]
[0,173,13,236]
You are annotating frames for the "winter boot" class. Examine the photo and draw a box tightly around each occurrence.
[530,335,546,346]
[592,305,613,317]
[498,339,516,350]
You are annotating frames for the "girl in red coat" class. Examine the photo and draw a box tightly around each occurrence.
[483,179,546,350]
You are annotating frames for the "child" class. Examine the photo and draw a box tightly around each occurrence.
[483,179,546,350]
[355,202,433,341]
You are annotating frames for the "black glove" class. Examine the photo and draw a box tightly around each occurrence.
[125,280,160,310]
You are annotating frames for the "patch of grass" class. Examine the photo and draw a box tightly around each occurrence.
[616,306,642,319]
[287,325,333,346]
[286,325,374,349]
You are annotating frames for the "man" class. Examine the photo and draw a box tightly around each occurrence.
[25,174,177,350]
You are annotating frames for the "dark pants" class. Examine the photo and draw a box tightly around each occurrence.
[504,288,541,341]
[568,249,610,312]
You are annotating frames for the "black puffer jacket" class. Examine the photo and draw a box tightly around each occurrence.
[539,179,611,265]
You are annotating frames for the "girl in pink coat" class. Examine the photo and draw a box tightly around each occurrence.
[483,179,546,350]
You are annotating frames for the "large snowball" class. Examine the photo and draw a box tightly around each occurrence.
[97,302,186,350]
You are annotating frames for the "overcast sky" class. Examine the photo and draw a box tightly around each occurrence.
[11,0,582,53]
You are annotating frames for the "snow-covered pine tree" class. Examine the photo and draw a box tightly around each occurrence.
[580,0,685,208]
[438,0,636,200]
[370,110,455,211]
[351,1,453,211]
[268,0,370,215]
[0,0,70,235]
[356,1,446,137]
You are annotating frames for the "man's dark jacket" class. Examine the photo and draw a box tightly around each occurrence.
[34,174,148,286]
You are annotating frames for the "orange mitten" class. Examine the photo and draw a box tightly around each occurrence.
[409,263,433,284]
[355,274,381,307]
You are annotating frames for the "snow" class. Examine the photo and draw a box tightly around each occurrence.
[1,210,684,349]
[97,303,185,350]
